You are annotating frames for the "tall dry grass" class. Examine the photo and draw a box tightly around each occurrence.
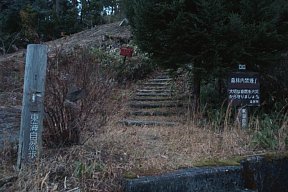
[1,102,285,191]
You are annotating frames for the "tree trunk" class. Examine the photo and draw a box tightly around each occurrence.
[217,78,222,95]
[192,73,201,113]
[72,0,78,7]
[55,0,60,17]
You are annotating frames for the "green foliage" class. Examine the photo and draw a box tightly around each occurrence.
[74,160,104,178]
[251,104,288,150]
[130,0,287,71]
[0,0,107,52]
[92,46,156,83]
[194,157,242,167]
[252,115,279,150]
[200,80,225,107]
[79,0,104,27]
[126,0,288,108]
[0,1,22,53]
[20,5,39,42]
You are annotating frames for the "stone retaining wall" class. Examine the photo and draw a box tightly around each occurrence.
[124,156,288,192]
[242,156,288,192]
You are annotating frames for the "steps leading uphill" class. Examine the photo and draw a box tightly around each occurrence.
[120,70,185,127]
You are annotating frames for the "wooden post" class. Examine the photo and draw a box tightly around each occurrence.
[238,107,248,128]
[17,44,48,169]
[238,64,248,129]
[122,56,127,65]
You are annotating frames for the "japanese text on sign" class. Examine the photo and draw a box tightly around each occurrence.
[227,72,260,106]
[230,77,257,84]
[28,113,39,159]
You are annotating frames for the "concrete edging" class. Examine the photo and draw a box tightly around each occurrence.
[124,155,288,192]
[124,166,245,192]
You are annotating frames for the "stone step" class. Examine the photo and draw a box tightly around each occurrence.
[148,78,172,83]
[155,75,171,79]
[127,111,178,116]
[136,93,172,97]
[136,89,172,94]
[142,82,171,87]
[132,97,173,102]
[119,119,177,126]
[129,102,182,109]
[130,114,184,122]
[235,189,257,192]
[138,86,169,90]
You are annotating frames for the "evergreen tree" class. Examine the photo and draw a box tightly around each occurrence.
[126,0,288,110]
[79,0,103,27]
[0,0,105,52]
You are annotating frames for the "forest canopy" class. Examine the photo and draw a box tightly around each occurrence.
[125,0,288,109]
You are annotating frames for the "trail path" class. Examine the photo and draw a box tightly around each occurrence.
[120,70,185,126]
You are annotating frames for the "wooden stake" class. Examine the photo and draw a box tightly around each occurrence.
[17,44,48,169]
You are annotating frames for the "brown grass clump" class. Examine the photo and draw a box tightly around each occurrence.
[98,121,253,175]
[1,120,257,191]
[43,46,119,147]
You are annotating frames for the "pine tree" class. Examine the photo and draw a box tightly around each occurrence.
[126,0,288,110]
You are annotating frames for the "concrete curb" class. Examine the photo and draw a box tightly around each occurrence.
[123,156,288,192]
[124,166,246,192]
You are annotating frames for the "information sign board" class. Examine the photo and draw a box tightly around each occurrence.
[227,72,260,106]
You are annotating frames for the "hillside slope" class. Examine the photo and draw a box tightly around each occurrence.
[0,21,132,103]
[0,22,131,63]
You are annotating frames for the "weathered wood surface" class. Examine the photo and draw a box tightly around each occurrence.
[17,44,48,168]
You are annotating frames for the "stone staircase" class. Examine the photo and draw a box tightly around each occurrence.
[120,70,184,126]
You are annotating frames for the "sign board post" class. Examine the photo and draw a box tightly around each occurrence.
[227,64,260,128]
[17,44,48,169]
[238,107,248,128]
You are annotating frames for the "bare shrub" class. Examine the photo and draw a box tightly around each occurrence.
[44,47,116,147]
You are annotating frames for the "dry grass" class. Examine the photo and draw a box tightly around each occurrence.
[1,66,285,191]
[0,124,257,191]
[2,103,260,191]
[100,121,253,173]
[0,65,270,191]
[1,45,285,191]
[0,80,263,191]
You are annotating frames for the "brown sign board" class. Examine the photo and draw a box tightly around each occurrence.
[120,47,133,57]
[227,72,260,106]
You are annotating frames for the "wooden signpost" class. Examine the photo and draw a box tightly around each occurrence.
[17,44,48,169]
[227,64,260,128]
